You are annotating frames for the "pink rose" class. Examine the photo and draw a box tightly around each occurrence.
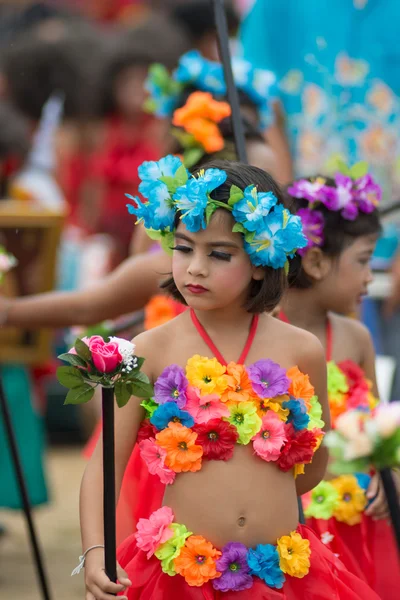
[88,336,122,373]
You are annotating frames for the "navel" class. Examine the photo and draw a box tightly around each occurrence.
[237,516,246,528]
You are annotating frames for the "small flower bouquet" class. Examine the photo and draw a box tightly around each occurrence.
[57,335,154,406]
[0,245,17,283]
[324,403,400,474]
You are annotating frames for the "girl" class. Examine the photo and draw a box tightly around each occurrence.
[281,171,400,598]
[79,156,379,599]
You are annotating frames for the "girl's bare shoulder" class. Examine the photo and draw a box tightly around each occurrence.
[329,313,372,346]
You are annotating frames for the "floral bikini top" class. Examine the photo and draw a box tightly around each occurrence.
[138,310,325,484]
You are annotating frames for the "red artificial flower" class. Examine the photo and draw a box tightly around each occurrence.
[338,360,369,395]
[193,419,239,461]
[137,419,158,444]
[277,424,318,472]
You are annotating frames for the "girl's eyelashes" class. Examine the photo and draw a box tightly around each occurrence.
[172,244,192,254]
[209,250,232,262]
[172,245,232,262]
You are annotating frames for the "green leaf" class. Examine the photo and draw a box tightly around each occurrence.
[143,98,157,114]
[64,384,95,405]
[58,353,87,368]
[149,64,170,89]
[115,380,132,408]
[336,160,351,177]
[350,161,369,180]
[205,202,217,225]
[160,232,175,255]
[228,184,245,206]
[130,356,145,373]
[134,371,151,385]
[174,164,189,186]
[74,338,92,362]
[57,366,85,389]
[232,223,247,234]
[143,228,161,241]
[158,175,177,194]
[129,380,155,399]
[183,147,204,168]
[284,260,290,275]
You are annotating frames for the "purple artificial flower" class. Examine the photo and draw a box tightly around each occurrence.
[287,178,333,204]
[325,174,357,220]
[248,359,290,399]
[296,208,325,255]
[154,364,188,408]
[213,542,253,592]
[354,174,382,214]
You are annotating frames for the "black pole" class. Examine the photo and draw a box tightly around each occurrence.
[380,468,400,559]
[102,386,117,585]
[0,372,52,600]
[212,0,248,164]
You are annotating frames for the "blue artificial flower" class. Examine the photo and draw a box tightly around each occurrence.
[247,544,285,589]
[173,168,227,232]
[282,398,310,431]
[138,155,183,198]
[126,183,175,231]
[244,205,307,268]
[150,402,195,431]
[174,50,226,96]
[232,186,277,232]
[355,472,371,492]
[145,79,180,119]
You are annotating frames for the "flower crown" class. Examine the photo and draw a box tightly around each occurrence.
[287,162,381,255]
[144,50,277,130]
[126,155,307,270]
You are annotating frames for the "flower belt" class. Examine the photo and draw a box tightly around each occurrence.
[303,474,370,525]
[135,506,311,592]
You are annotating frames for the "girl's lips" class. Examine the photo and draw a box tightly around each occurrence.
[186,284,208,294]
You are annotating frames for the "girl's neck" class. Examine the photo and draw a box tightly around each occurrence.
[191,303,254,334]
[281,288,328,334]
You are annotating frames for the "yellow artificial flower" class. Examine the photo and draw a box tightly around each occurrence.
[331,475,367,525]
[254,395,289,422]
[186,355,228,397]
[294,464,305,478]
[277,531,311,578]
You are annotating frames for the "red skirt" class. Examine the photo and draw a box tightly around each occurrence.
[117,525,381,599]
[306,516,400,599]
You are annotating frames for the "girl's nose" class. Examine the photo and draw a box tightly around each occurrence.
[187,252,208,277]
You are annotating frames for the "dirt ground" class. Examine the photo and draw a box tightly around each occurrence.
[0,447,86,600]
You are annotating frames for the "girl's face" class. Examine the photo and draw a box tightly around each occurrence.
[317,234,377,314]
[114,65,148,118]
[172,209,261,311]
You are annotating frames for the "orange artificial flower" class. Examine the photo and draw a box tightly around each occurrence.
[173,535,221,586]
[144,295,186,330]
[156,422,203,473]
[254,395,290,421]
[287,367,315,409]
[221,362,256,404]
[173,91,231,153]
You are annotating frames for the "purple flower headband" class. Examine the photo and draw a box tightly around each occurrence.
[287,163,381,256]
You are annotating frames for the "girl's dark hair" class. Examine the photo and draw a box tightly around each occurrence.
[285,176,382,289]
[99,16,190,116]
[171,0,239,41]
[161,160,287,313]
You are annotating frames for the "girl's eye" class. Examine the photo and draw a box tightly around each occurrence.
[209,250,232,262]
[172,245,192,254]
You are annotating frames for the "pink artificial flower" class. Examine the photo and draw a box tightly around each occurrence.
[138,438,176,484]
[88,336,122,373]
[251,411,287,461]
[185,385,230,424]
[135,506,174,558]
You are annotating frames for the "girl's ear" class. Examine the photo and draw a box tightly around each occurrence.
[301,247,332,281]
[252,266,265,281]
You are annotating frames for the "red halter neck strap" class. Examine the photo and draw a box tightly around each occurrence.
[190,309,259,366]
[278,310,332,362]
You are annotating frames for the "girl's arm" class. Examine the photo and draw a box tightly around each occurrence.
[294,332,330,496]
[1,251,171,329]
[80,333,152,599]
[358,322,379,397]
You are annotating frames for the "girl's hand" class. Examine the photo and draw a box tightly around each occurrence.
[365,474,389,520]
[85,550,131,600]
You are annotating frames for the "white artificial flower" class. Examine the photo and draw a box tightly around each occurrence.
[109,336,136,366]
[321,532,334,545]
[373,402,400,439]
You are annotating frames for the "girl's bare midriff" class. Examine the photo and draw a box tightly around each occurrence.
[163,443,299,549]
